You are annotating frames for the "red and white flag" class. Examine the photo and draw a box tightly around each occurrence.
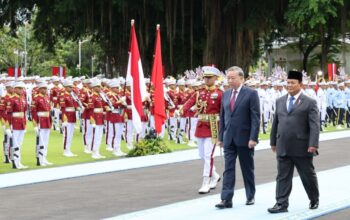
[52,66,66,78]
[126,20,147,133]
[327,63,336,81]
[151,24,166,134]
[8,67,21,78]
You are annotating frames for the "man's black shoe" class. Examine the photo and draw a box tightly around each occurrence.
[246,198,255,205]
[267,203,288,213]
[309,201,319,209]
[215,200,232,209]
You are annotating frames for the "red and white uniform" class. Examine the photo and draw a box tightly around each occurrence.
[166,89,177,140]
[90,91,107,156]
[125,90,134,147]
[50,85,61,131]
[0,92,13,160]
[6,93,27,166]
[106,91,125,154]
[183,85,222,177]
[80,87,94,151]
[60,91,79,154]
[31,93,52,164]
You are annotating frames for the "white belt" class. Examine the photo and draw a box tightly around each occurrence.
[37,111,50,117]
[53,97,58,100]
[65,107,75,112]
[112,109,122,114]
[94,108,103,113]
[12,112,24,118]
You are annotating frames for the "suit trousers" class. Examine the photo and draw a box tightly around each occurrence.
[276,156,319,207]
[221,143,255,201]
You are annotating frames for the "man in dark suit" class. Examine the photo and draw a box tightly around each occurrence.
[268,70,320,213]
[215,66,260,209]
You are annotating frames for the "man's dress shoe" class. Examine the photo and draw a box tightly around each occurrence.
[215,200,233,209]
[267,203,288,213]
[246,198,255,205]
[309,201,319,209]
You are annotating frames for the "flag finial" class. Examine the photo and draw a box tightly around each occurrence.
[131,19,135,26]
[156,24,160,29]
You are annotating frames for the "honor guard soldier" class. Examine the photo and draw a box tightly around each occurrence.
[106,80,127,156]
[31,82,53,166]
[90,80,107,159]
[60,80,80,157]
[80,79,94,153]
[125,81,134,149]
[182,66,222,194]
[176,78,188,144]
[166,78,177,141]
[0,81,14,163]
[5,81,28,169]
[187,80,201,147]
[50,76,62,131]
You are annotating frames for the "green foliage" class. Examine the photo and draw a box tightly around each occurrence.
[127,137,172,157]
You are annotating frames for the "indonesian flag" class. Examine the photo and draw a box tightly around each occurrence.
[126,20,147,133]
[52,66,66,78]
[151,24,166,134]
[8,67,21,78]
[327,63,336,81]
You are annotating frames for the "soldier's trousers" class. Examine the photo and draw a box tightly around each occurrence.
[38,129,50,158]
[126,120,134,144]
[63,123,75,153]
[188,117,198,141]
[197,137,216,177]
[83,119,93,148]
[107,122,124,151]
[12,130,25,163]
[91,125,103,152]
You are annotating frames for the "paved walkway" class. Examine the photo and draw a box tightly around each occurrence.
[106,166,350,220]
[0,137,349,219]
[1,130,349,189]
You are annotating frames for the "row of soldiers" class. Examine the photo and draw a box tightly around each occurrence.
[1,73,350,170]
[244,79,350,132]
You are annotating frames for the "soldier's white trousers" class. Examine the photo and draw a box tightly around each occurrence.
[63,123,75,152]
[197,137,216,177]
[108,122,124,151]
[126,120,134,144]
[12,130,25,162]
[168,117,177,139]
[188,117,198,141]
[91,125,103,152]
[37,128,50,157]
[83,119,93,148]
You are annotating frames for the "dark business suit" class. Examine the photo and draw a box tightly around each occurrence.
[218,86,260,201]
[270,93,320,207]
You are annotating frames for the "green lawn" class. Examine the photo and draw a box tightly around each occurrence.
[0,123,349,174]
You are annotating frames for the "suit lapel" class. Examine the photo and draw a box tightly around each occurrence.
[231,86,247,115]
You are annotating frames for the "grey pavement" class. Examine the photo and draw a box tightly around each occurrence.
[0,138,349,220]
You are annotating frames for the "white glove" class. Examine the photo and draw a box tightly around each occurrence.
[174,110,180,117]
[62,122,68,128]
[2,125,5,131]
[127,105,132,109]
[91,124,96,128]
[190,106,197,112]
[5,129,12,138]
[34,127,39,134]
